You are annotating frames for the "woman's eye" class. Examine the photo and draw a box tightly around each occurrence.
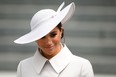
[50,33,57,37]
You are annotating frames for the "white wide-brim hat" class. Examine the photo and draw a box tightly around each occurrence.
[14,2,75,44]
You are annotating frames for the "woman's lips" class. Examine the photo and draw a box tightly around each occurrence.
[45,45,54,49]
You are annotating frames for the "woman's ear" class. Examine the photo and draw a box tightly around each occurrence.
[61,27,64,38]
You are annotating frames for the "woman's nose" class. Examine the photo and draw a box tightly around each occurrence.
[45,37,52,44]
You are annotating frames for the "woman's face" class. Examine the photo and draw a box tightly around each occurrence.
[36,27,62,59]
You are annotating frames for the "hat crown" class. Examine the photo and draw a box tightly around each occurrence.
[30,9,56,30]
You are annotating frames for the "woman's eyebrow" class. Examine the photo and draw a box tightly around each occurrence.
[50,31,57,33]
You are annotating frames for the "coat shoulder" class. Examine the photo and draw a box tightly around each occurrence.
[19,57,33,66]
[71,55,92,65]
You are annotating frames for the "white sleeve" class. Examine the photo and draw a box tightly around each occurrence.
[80,60,94,77]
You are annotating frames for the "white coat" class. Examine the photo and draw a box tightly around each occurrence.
[17,44,94,77]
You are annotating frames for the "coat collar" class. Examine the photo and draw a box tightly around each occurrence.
[33,44,73,74]
[33,49,48,74]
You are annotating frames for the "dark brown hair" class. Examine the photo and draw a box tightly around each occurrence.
[57,22,64,38]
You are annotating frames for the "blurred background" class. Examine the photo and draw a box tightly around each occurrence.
[0,0,116,77]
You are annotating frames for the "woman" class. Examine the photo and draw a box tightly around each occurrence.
[14,2,94,77]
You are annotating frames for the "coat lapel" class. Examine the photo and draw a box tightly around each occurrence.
[49,44,73,73]
[32,50,48,74]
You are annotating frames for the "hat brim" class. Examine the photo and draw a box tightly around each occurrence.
[14,2,75,44]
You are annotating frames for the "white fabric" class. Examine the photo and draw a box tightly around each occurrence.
[17,44,94,77]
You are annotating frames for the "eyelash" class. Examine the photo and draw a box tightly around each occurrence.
[50,33,57,37]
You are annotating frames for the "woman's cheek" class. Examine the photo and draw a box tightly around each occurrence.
[53,36,61,44]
